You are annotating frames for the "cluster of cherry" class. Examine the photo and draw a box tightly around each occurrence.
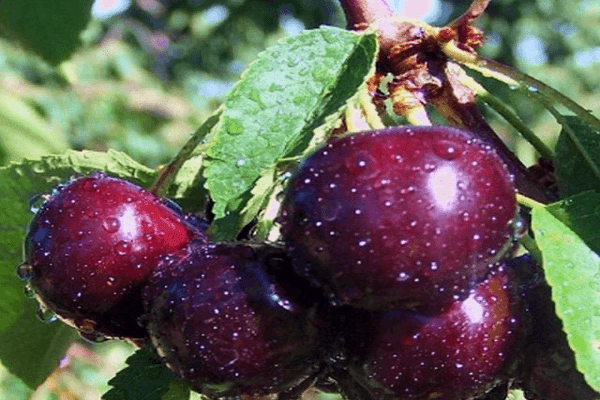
[19,126,526,400]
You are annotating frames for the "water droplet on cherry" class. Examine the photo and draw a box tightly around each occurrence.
[102,217,120,233]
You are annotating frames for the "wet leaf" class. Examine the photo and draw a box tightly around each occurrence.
[545,191,600,254]
[103,347,190,400]
[555,115,600,197]
[531,205,600,392]
[203,26,378,240]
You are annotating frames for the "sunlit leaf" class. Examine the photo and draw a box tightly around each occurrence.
[203,26,378,240]
[532,206,600,391]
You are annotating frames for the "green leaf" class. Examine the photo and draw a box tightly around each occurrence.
[203,26,378,240]
[545,191,600,255]
[531,206,600,392]
[506,389,527,400]
[0,93,69,164]
[103,347,190,400]
[0,301,78,389]
[0,150,156,388]
[0,0,94,65]
[238,164,277,230]
[155,110,222,200]
[555,115,600,197]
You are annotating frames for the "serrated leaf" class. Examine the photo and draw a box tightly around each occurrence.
[238,164,277,229]
[0,93,69,163]
[203,26,378,240]
[531,206,600,391]
[0,0,94,64]
[103,347,190,400]
[555,115,600,197]
[157,110,222,201]
[0,150,156,387]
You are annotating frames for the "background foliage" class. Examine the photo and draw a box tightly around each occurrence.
[1,0,600,398]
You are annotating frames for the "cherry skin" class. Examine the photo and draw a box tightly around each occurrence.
[21,172,206,340]
[142,240,323,399]
[280,126,517,309]
[339,267,524,400]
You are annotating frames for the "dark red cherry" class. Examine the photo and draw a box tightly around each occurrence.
[280,126,518,309]
[22,172,206,340]
[142,240,322,399]
[340,267,524,400]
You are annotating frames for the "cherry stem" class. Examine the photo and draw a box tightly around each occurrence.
[338,0,393,27]
[447,0,490,29]
[150,110,222,196]
[516,193,546,209]
[430,86,556,203]
[462,76,554,160]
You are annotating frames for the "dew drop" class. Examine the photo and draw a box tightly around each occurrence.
[23,284,35,298]
[236,159,246,167]
[424,163,437,172]
[17,263,35,280]
[114,241,131,256]
[102,218,120,233]
[403,186,417,195]
[511,213,528,240]
[343,151,381,180]
[70,230,85,241]
[281,171,293,180]
[29,194,47,214]
[80,331,108,343]
[322,201,342,221]
[36,305,57,323]
[397,272,410,281]
[433,140,463,160]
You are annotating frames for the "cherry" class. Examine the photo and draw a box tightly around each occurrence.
[339,267,524,400]
[21,172,206,340]
[142,240,323,399]
[280,126,518,309]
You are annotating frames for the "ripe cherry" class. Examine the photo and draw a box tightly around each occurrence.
[21,172,206,340]
[339,267,524,400]
[143,240,323,399]
[280,126,518,309]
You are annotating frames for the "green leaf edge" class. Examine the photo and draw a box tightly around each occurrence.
[531,205,600,392]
